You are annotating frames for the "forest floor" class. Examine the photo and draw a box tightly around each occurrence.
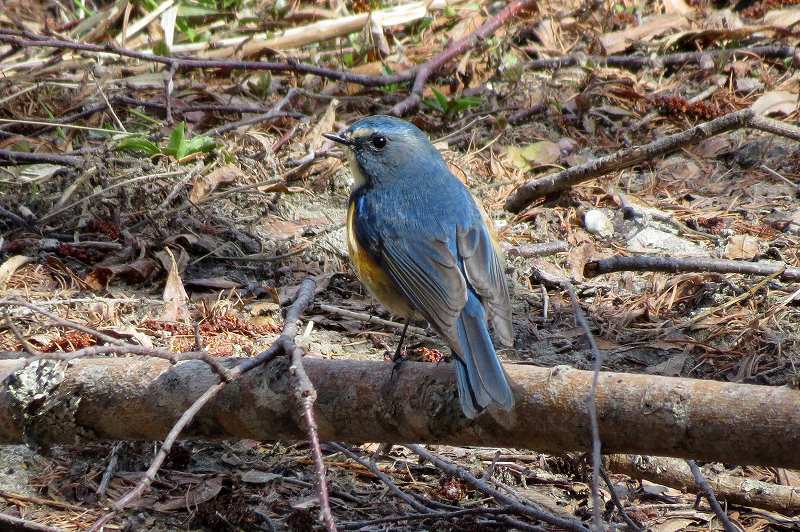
[1,0,800,530]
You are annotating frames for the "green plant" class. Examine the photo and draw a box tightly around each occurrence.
[115,122,216,161]
[422,88,483,118]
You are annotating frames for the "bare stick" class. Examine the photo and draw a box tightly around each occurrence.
[390,0,536,116]
[97,442,122,498]
[559,281,604,531]
[506,241,569,258]
[328,442,431,513]
[317,304,428,336]
[289,347,336,531]
[525,45,800,72]
[406,444,590,532]
[0,29,413,87]
[598,466,643,531]
[505,109,756,212]
[505,110,800,213]
[340,507,537,530]
[0,512,61,532]
[687,460,739,532]
[0,149,83,167]
[584,255,800,281]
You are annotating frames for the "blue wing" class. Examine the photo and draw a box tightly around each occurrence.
[353,190,514,416]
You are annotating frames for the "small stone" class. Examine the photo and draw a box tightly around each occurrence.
[583,209,614,238]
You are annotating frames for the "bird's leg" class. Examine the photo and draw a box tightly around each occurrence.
[389,321,410,381]
[392,321,410,363]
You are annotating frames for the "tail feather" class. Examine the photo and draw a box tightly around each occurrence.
[454,292,514,417]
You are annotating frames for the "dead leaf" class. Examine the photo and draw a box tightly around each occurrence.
[160,248,190,323]
[763,8,800,28]
[568,242,594,282]
[184,277,242,289]
[240,470,281,484]
[724,235,761,260]
[663,0,692,15]
[151,477,222,511]
[154,246,189,274]
[189,164,242,203]
[0,255,32,288]
[752,91,797,116]
[84,258,159,290]
[505,141,561,170]
[600,14,689,54]
[263,216,328,240]
[308,98,338,152]
[645,353,688,376]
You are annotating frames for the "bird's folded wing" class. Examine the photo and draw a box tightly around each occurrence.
[456,224,513,346]
[380,237,467,342]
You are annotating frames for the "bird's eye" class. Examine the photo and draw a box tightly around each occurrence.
[371,135,387,149]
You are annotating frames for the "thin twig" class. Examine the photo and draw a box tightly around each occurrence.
[598,466,643,531]
[406,445,590,532]
[0,149,83,167]
[584,255,800,281]
[97,442,122,499]
[328,443,431,513]
[687,460,739,532]
[525,45,800,71]
[559,281,604,532]
[391,0,536,116]
[506,241,569,258]
[0,29,413,86]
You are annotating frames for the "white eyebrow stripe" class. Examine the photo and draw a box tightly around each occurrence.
[350,127,374,139]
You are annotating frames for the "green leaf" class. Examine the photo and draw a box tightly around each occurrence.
[432,87,449,111]
[179,135,216,159]
[165,122,187,157]
[115,136,161,156]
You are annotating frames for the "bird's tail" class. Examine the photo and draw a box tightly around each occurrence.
[454,292,514,418]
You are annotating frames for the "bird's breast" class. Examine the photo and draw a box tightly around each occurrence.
[346,200,414,318]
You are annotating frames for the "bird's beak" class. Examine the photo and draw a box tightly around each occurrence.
[323,132,354,147]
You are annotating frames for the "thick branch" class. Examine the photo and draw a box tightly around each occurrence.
[584,255,800,281]
[1,358,799,468]
[605,454,800,515]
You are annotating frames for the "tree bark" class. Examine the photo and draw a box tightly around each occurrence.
[1,358,798,469]
[605,454,800,515]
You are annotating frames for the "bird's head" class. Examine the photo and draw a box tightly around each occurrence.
[324,115,446,190]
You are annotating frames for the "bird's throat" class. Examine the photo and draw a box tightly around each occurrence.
[346,150,368,191]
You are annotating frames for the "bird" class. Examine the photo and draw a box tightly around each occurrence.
[323,115,514,418]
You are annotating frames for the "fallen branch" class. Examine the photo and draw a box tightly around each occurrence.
[687,460,739,532]
[504,109,800,212]
[0,149,83,167]
[506,240,569,257]
[0,29,412,86]
[605,454,800,515]
[390,0,536,116]
[524,45,800,72]
[0,512,60,532]
[584,255,800,282]
[1,357,799,468]
[406,444,589,531]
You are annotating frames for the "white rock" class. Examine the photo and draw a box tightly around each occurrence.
[627,227,707,257]
[583,209,614,237]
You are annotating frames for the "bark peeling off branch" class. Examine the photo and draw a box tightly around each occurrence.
[1,358,799,469]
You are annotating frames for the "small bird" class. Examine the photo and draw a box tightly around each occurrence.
[324,115,514,418]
